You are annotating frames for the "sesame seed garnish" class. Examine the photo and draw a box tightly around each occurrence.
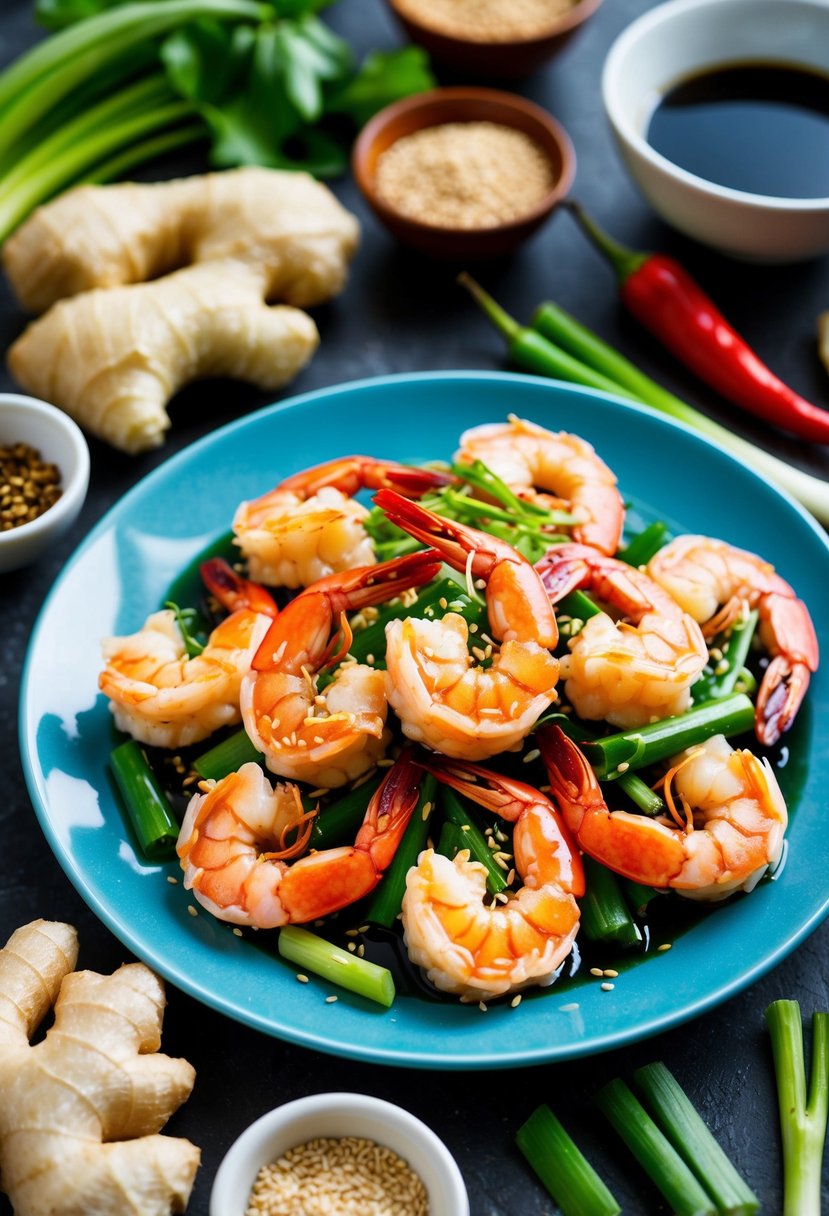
[325,994,338,1003]
[590,967,603,977]
[658,942,673,952]
[479,1001,488,1012]
[347,942,356,952]
[616,761,630,773]
[167,875,178,884]
[232,927,243,937]
[297,974,309,983]
[559,1002,580,1012]
[601,982,615,992]
[523,748,540,764]
[187,905,198,917]
[511,994,522,1008]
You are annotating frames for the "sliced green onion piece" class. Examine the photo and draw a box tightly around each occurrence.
[620,521,670,569]
[765,1000,829,1216]
[516,1104,621,1216]
[278,925,395,1008]
[633,1062,759,1214]
[440,787,510,894]
[345,577,484,669]
[622,880,662,916]
[310,775,384,851]
[164,600,206,658]
[194,728,261,780]
[692,610,759,704]
[596,1079,717,1216]
[583,694,755,780]
[363,775,436,929]
[110,739,179,861]
[580,857,642,946]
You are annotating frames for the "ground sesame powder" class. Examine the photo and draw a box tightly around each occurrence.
[374,121,556,230]
[245,1136,429,1215]
[394,0,579,41]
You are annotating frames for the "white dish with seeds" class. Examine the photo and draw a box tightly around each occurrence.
[0,393,89,574]
[210,1092,469,1216]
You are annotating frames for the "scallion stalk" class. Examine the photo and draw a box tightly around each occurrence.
[582,693,755,779]
[620,521,670,568]
[579,856,642,946]
[516,1104,621,1216]
[596,1079,717,1216]
[633,1062,759,1214]
[345,576,484,669]
[362,775,436,929]
[194,729,261,781]
[440,787,510,894]
[110,739,179,861]
[309,775,384,850]
[278,925,395,1007]
[765,999,829,1215]
[692,610,759,704]
[82,122,208,184]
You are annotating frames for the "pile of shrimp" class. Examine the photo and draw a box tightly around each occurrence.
[99,416,818,1004]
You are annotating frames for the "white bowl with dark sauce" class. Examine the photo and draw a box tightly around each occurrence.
[602,0,829,262]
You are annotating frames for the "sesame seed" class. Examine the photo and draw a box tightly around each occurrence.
[297,974,309,983]
[590,967,604,977]
[187,905,198,917]
[511,994,522,1008]
[601,982,615,991]
[604,969,619,978]
[658,942,673,952]
[616,761,630,773]
[167,875,178,884]
[325,995,338,1004]
[523,748,540,764]
[232,928,243,937]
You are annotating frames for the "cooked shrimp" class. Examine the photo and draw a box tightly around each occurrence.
[99,563,277,749]
[233,455,453,589]
[539,725,787,902]
[402,759,583,1002]
[647,534,819,745]
[177,749,423,927]
[455,416,624,554]
[536,542,708,729]
[241,548,441,788]
[374,489,560,761]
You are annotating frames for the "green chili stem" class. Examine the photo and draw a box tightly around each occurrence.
[110,739,179,861]
[516,1104,621,1216]
[765,1000,829,1216]
[362,775,436,929]
[278,925,395,1008]
[596,1079,717,1216]
[633,1062,759,1214]
[579,856,642,947]
[582,694,755,780]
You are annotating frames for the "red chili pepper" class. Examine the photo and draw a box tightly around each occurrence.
[568,202,829,445]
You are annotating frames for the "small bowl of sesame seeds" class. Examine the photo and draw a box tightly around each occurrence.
[386,0,605,79]
[210,1092,469,1216]
[0,393,90,574]
[352,86,576,260]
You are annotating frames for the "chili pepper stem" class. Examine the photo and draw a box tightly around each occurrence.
[564,200,648,281]
[457,271,520,342]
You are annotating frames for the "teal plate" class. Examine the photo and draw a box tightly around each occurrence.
[19,373,829,1069]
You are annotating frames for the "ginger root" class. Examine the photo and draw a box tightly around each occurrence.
[0,919,200,1216]
[3,168,359,453]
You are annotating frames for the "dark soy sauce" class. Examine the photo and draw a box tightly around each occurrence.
[647,61,829,198]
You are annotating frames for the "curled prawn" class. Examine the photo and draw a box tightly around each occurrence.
[176,749,422,927]
[536,543,709,729]
[647,534,819,744]
[455,416,625,554]
[402,758,583,1002]
[539,724,787,902]
[375,488,560,761]
[99,560,276,749]
[241,548,441,788]
[233,455,453,589]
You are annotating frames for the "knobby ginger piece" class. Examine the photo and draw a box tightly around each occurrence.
[0,919,199,1216]
[8,259,319,454]
[3,167,360,314]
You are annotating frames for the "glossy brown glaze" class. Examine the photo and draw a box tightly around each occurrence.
[351,87,576,259]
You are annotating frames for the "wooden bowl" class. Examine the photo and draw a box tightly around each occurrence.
[386,0,605,78]
[352,87,576,260]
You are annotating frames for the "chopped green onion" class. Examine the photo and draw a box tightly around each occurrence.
[579,856,642,946]
[622,880,662,916]
[309,775,384,850]
[278,925,395,1008]
[557,589,603,626]
[765,1000,829,1216]
[582,694,755,780]
[440,787,510,894]
[362,775,436,929]
[516,1104,621,1216]
[692,611,759,704]
[193,728,261,781]
[633,1062,759,1214]
[110,739,179,861]
[345,577,484,670]
[620,521,670,569]
[164,600,206,658]
[596,1078,717,1216]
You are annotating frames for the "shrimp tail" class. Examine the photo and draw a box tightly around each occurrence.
[200,557,278,616]
[373,487,487,574]
[327,547,443,609]
[756,656,812,746]
[279,456,454,500]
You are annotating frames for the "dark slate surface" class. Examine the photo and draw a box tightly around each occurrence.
[1,1,828,1213]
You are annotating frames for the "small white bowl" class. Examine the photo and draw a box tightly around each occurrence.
[210,1093,469,1216]
[0,393,90,574]
[602,0,829,262]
